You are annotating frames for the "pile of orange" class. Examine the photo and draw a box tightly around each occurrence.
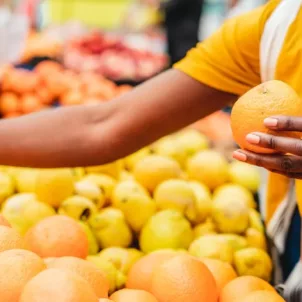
[0,213,284,302]
[0,61,132,118]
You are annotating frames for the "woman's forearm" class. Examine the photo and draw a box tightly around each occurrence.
[0,70,235,168]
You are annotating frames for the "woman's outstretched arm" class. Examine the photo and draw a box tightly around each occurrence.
[0,69,236,168]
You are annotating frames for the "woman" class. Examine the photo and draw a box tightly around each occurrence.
[0,0,300,297]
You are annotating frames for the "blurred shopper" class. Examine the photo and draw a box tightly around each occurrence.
[161,0,204,64]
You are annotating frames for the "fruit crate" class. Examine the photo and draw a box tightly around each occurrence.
[49,0,132,29]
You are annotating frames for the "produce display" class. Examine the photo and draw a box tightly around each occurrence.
[63,32,168,82]
[0,61,132,118]
[0,128,285,301]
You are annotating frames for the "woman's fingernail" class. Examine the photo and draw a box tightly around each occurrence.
[233,151,247,162]
[264,118,278,127]
[246,134,260,144]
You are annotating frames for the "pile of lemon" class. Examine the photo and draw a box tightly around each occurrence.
[0,128,270,292]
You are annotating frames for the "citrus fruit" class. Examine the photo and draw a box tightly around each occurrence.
[133,155,182,192]
[201,258,237,294]
[35,168,74,208]
[234,248,273,281]
[187,150,229,190]
[0,225,25,252]
[126,250,178,291]
[98,247,143,275]
[188,181,212,224]
[242,290,285,302]
[152,135,186,166]
[25,215,89,258]
[151,254,218,302]
[229,162,260,193]
[74,180,105,207]
[89,208,133,249]
[231,80,302,154]
[0,249,46,302]
[194,220,217,238]
[189,235,233,264]
[212,199,250,234]
[0,171,14,203]
[48,256,110,298]
[140,210,193,253]
[246,228,267,250]
[213,183,256,209]
[154,179,196,217]
[175,129,209,157]
[87,256,127,294]
[124,147,153,171]
[220,276,276,302]
[111,289,158,302]
[58,195,98,221]
[15,169,38,193]
[79,222,99,255]
[19,268,99,302]
[0,214,11,227]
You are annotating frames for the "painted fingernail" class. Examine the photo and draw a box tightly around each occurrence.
[233,150,247,162]
[246,134,260,144]
[264,118,278,127]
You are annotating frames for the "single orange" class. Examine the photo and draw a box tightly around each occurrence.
[48,256,110,298]
[126,250,178,292]
[242,290,285,302]
[25,216,89,259]
[34,61,63,77]
[19,268,99,302]
[201,258,237,294]
[220,276,276,302]
[0,249,46,302]
[151,254,218,302]
[20,94,43,114]
[231,80,302,154]
[0,225,25,252]
[111,289,158,302]
[0,92,20,115]
[61,89,83,106]
[10,70,41,94]
[0,214,11,227]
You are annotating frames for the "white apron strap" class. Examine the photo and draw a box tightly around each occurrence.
[259,0,302,284]
[260,0,302,82]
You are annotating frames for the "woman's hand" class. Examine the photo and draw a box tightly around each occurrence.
[233,116,302,179]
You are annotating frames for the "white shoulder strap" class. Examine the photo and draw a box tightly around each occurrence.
[260,0,302,82]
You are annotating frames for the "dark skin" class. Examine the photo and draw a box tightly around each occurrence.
[233,116,302,179]
[0,69,236,168]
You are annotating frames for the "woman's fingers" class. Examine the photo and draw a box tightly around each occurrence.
[246,132,302,156]
[264,116,302,131]
[232,150,302,174]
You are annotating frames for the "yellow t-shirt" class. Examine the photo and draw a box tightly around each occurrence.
[174,0,302,97]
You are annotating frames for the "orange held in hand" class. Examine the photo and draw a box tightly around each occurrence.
[231,80,302,154]
[150,254,218,302]
[25,215,89,259]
